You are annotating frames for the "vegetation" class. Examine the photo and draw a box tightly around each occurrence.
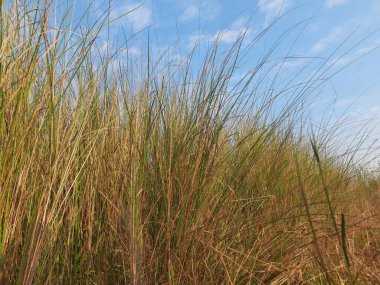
[0,0,379,284]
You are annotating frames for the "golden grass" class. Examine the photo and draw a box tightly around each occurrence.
[0,1,379,284]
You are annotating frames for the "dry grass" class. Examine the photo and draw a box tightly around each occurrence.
[0,0,379,284]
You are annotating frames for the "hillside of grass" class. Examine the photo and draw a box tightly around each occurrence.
[0,1,379,284]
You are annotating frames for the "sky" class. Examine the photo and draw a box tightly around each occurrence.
[11,0,380,166]
[84,0,380,165]
[78,0,380,114]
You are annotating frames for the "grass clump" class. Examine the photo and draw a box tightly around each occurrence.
[0,0,379,284]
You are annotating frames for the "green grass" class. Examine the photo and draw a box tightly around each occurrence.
[0,1,379,284]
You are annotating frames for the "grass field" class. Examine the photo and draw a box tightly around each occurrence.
[0,0,379,284]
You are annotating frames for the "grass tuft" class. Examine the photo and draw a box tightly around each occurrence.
[0,1,379,284]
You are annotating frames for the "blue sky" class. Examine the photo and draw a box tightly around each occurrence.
[79,0,380,121]
[67,0,380,165]
[86,0,380,158]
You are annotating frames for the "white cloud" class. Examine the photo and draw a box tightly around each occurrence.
[215,17,252,44]
[187,28,251,48]
[282,57,309,68]
[335,97,355,107]
[327,37,380,67]
[215,28,252,44]
[187,33,209,48]
[179,0,221,22]
[370,105,380,113]
[111,3,152,30]
[187,17,253,48]
[310,2,380,55]
[258,0,290,18]
[310,26,343,53]
[180,5,198,22]
[122,46,142,57]
[325,0,348,8]
[356,38,380,55]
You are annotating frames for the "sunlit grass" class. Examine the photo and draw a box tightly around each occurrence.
[0,0,379,284]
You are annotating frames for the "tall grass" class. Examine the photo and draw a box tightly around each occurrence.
[0,0,379,284]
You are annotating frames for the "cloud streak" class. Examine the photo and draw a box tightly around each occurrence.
[179,0,221,22]
[257,0,291,24]
[325,0,348,8]
[310,26,344,53]
[187,16,252,48]
[111,2,152,30]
